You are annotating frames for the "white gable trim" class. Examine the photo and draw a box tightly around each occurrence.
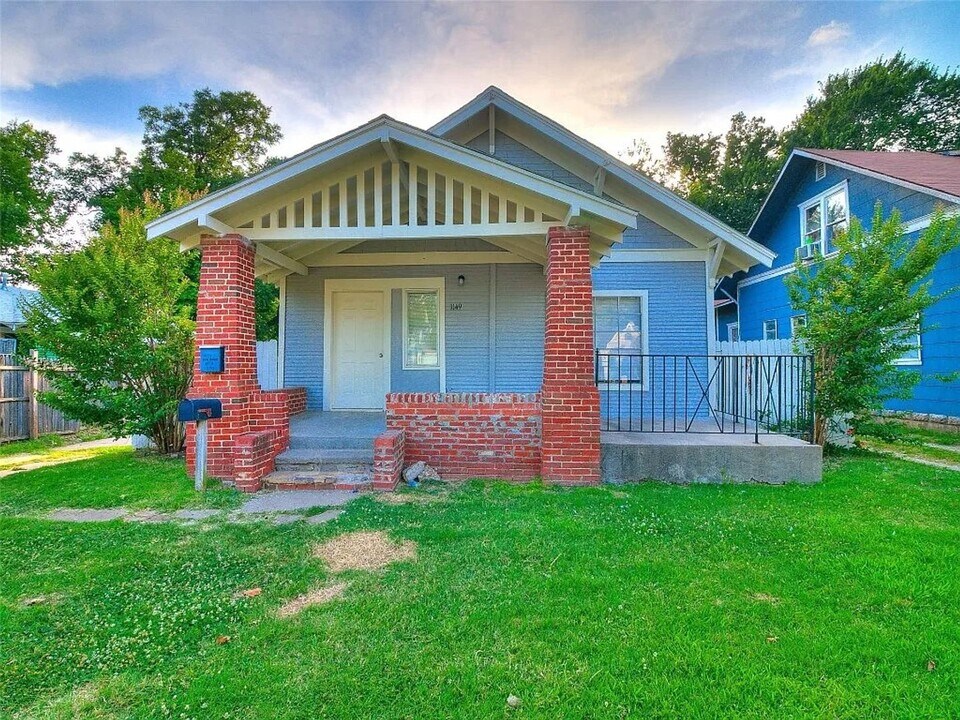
[431,87,774,269]
[147,116,636,242]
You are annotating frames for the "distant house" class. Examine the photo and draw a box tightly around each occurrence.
[724,149,960,422]
[0,278,38,352]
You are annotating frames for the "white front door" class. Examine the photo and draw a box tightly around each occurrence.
[331,291,386,409]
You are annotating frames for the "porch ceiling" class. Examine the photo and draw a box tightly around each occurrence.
[145,116,636,282]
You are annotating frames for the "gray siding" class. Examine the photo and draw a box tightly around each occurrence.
[495,264,546,392]
[466,130,593,192]
[619,215,694,250]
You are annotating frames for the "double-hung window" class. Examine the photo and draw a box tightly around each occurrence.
[762,319,778,341]
[790,314,807,337]
[799,183,848,260]
[892,316,922,366]
[403,289,440,369]
[594,293,647,385]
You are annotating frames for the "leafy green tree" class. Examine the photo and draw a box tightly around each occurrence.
[784,53,960,152]
[22,197,194,453]
[786,206,960,445]
[659,113,781,231]
[0,121,66,278]
[65,88,283,337]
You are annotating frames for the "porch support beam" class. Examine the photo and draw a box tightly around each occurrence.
[257,243,308,276]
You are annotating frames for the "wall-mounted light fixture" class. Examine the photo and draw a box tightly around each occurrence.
[457,274,466,286]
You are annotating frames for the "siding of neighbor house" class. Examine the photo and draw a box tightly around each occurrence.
[738,155,960,418]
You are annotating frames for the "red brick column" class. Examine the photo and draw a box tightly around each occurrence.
[186,234,259,482]
[540,226,601,485]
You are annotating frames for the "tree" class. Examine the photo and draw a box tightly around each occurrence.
[22,196,194,453]
[659,113,781,231]
[0,121,66,278]
[784,53,960,152]
[621,138,667,183]
[786,206,960,445]
[65,88,283,338]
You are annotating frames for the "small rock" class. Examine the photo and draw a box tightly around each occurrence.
[506,694,521,709]
[403,461,426,483]
[419,464,443,482]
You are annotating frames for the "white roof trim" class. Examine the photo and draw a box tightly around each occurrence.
[431,87,774,268]
[147,115,636,241]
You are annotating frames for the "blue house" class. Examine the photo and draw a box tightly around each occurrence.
[726,149,960,422]
[148,87,809,490]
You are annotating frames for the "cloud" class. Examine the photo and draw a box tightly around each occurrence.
[806,21,851,47]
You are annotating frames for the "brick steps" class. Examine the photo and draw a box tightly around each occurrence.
[275,448,374,467]
[269,427,375,491]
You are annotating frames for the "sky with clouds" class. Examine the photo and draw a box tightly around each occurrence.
[2,1,959,163]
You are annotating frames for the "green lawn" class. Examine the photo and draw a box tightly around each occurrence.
[2,447,959,718]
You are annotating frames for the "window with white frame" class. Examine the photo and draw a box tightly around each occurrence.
[790,314,807,337]
[892,316,922,366]
[728,323,740,342]
[763,319,778,340]
[403,289,440,369]
[799,184,848,259]
[594,294,646,383]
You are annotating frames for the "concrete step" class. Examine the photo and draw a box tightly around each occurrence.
[264,468,373,492]
[288,434,378,451]
[275,448,374,469]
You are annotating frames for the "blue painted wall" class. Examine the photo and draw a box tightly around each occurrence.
[739,154,960,418]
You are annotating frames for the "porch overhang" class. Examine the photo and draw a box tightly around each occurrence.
[146,116,637,280]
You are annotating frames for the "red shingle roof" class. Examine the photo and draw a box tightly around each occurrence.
[801,149,960,201]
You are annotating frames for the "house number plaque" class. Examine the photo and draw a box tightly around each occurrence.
[448,302,464,311]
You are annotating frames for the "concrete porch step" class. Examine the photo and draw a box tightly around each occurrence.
[288,434,379,451]
[275,448,374,468]
[263,468,373,492]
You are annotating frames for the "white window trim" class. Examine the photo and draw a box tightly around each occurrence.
[798,180,848,259]
[727,322,740,342]
[594,290,650,390]
[322,277,445,410]
[402,288,442,371]
[763,319,778,341]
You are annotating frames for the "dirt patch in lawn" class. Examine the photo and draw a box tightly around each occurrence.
[313,530,417,572]
[276,582,349,618]
[375,491,447,506]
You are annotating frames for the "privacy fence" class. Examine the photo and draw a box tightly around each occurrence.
[0,350,82,443]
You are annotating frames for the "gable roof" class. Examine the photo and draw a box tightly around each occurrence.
[800,149,960,203]
[0,283,38,329]
[750,148,960,237]
[146,114,637,245]
[431,86,775,273]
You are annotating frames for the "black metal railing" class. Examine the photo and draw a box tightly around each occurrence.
[595,352,815,443]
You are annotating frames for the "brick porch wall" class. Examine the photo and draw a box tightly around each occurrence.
[185,234,305,492]
[385,393,542,480]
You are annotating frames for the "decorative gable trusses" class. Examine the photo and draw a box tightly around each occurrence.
[146,116,637,279]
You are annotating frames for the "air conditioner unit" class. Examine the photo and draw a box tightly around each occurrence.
[796,242,820,261]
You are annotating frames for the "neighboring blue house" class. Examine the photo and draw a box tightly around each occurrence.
[725,149,960,421]
[0,278,38,352]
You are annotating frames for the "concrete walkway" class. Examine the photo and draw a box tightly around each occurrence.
[37,489,356,527]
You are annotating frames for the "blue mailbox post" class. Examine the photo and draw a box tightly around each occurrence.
[178,398,223,491]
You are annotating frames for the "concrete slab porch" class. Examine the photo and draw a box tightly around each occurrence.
[600,431,822,485]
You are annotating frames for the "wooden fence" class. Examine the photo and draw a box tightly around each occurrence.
[257,340,279,390]
[0,350,82,443]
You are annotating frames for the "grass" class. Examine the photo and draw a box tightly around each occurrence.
[1,447,959,718]
[858,420,960,468]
